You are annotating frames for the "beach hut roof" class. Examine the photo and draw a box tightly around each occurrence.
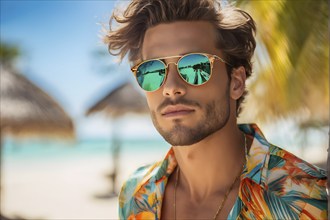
[86,82,148,118]
[0,67,74,138]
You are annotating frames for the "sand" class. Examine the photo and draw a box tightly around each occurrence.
[1,149,165,220]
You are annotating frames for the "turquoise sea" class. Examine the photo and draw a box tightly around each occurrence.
[2,138,170,162]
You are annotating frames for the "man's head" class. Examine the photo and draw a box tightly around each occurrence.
[105,0,256,146]
[105,0,256,116]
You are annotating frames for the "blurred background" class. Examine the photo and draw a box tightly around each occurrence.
[0,0,328,219]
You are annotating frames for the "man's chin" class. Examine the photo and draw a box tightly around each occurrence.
[160,120,228,147]
[160,127,206,146]
[164,138,202,147]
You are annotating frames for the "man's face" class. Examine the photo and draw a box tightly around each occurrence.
[141,21,233,146]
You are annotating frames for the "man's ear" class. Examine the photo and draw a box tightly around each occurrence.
[230,66,246,100]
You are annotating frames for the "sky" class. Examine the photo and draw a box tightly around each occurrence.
[0,0,162,140]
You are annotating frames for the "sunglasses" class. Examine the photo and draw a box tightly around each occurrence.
[131,53,231,92]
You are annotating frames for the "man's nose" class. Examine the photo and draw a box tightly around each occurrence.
[162,63,187,97]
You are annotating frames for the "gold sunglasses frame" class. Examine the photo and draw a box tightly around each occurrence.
[131,53,231,92]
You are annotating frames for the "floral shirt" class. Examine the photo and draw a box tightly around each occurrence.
[119,124,328,219]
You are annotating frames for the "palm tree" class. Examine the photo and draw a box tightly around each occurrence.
[235,0,328,126]
[0,43,21,70]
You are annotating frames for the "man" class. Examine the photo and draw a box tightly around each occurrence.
[104,0,328,219]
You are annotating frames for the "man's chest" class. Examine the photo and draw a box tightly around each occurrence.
[160,177,240,220]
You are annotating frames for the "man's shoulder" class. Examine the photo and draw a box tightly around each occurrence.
[267,144,326,179]
[262,144,327,218]
[118,161,161,218]
[242,144,328,219]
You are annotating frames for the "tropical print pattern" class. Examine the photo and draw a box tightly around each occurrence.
[119,124,328,219]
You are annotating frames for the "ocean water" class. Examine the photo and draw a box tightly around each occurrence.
[2,138,170,162]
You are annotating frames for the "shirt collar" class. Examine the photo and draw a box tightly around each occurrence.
[132,148,177,196]
[239,124,270,188]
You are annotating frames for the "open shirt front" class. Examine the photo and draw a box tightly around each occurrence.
[119,124,328,220]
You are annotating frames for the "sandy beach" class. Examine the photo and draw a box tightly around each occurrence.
[1,140,327,220]
[1,143,168,220]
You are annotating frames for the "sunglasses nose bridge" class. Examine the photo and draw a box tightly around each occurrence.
[164,62,179,77]
[162,61,187,97]
[164,61,178,69]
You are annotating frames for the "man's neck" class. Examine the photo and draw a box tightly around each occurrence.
[172,122,246,203]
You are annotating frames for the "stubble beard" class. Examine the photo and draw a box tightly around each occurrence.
[150,89,231,146]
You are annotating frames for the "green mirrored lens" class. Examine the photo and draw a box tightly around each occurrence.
[178,54,211,85]
[136,60,166,91]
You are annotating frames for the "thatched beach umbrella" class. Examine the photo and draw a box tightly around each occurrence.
[0,68,74,138]
[0,67,74,216]
[86,81,148,197]
[86,82,148,118]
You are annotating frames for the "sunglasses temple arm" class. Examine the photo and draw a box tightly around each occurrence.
[214,55,233,67]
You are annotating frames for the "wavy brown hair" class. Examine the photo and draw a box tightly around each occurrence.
[104,0,256,116]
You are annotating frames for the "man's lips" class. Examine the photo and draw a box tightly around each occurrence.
[161,105,195,117]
